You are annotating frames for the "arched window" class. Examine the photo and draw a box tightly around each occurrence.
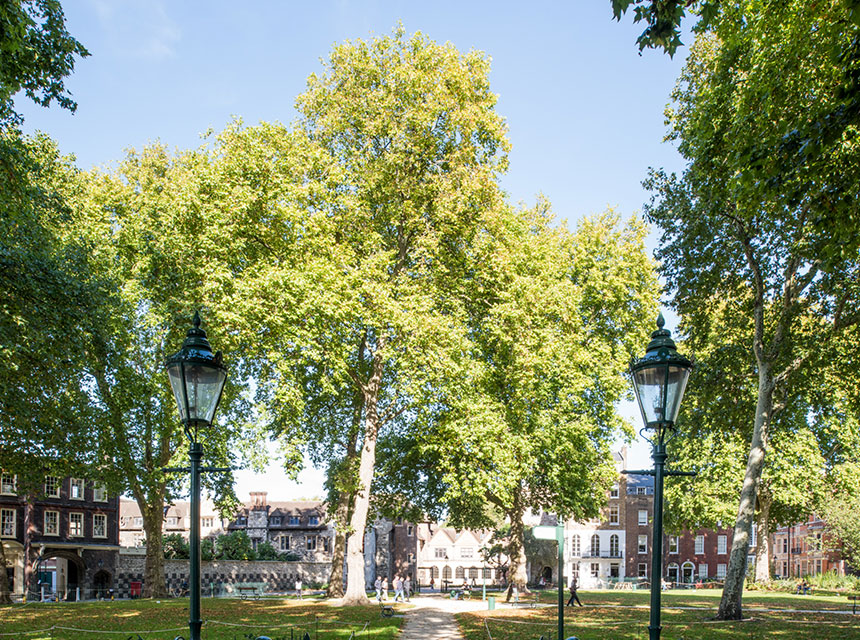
[571,534,581,556]
[468,567,479,579]
[442,566,452,580]
[609,534,619,557]
[432,566,439,579]
[590,534,600,557]
[455,566,465,579]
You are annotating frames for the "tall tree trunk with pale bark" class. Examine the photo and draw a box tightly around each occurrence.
[504,487,529,602]
[754,491,772,583]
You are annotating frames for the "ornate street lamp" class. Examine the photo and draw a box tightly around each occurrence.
[165,312,227,640]
[626,313,693,640]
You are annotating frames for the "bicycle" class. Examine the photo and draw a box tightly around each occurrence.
[171,584,190,598]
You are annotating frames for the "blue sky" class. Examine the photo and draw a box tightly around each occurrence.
[18,0,691,499]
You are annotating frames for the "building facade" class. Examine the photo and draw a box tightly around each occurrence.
[1,472,119,600]
[772,516,845,579]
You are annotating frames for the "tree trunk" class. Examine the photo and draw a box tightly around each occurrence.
[0,539,11,604]
[504,487,529,602]
[327,487,353,598]
[717,363,773,620]
[754,491,772,584]
[140,498,167,598]
[342,342,386,605]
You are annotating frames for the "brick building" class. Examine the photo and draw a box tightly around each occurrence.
[0,472,119,600]
[772,516,846,579]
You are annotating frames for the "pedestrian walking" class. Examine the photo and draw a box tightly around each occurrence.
[566,576,583,607]
[404,576,412,601]
[393,574,404,602]
[295,577,303,600]
[374,576,383,602]
[382,577,390,601]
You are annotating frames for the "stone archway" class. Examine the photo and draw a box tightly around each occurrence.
[93,570,112,599]
[31,550,85,601]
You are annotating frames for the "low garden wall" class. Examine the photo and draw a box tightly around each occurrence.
[116,552,330,597]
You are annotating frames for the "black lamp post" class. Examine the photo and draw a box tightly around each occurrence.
[165,312,227,640]
[625,313,693,640]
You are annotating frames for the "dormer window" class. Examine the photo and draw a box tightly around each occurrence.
[309,516,319,526]
[270,516,281,526]
[237,515,247,526]
[289,515,300,526]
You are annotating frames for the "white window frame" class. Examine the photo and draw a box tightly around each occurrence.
[69,512,84,537]
[695,535,705,555]
[638,562,648,578]
[669,536,679,554]
[698,564,708,579]
[1,473,16,495]
[609,534,619,557]
[133,517,143,528]
[434,547,447,559]
[1,508,16,537]
[44,510,60,536]
[636,486,646,495]
[610,485,619,499]
[45,476,60,498]
[571,534,581,556]
[92,481,107,502]
[202,517,214,528]
[716,563,727,579]
[638,509,648,526]
[638,534,648,554]
[609,505,619,525]
[460,547,473,558]
[590,562,599,578]
[93,513,107,538]
[165,516,179,526]
[717,535,727,555]
[407,525,414,536]
[70,478,85,500]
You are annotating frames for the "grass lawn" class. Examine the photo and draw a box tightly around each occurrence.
[0,596,405,640]
[458,588,860,640]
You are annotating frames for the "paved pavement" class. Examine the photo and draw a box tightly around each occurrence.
[397,595,494,640]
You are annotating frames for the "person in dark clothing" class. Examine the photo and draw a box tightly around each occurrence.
[566,577,583,606]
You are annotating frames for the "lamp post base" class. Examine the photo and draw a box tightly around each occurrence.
[649,624,662,640]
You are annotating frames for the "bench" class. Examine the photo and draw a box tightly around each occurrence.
[231,582,265,599]
[848,595,860,614]
[380,602,395,617]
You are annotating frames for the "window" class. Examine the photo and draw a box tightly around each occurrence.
[407,525,414,536]
[277,535,290,550]
[610,563,620,578]
[45,476,60,498]
[669,536,679,554]
[461,547,473,558]
[133,517,143,528]
[590,563,599,577]
[782,538,788,554]
[699,564,708,579]
[571,534,581,556]
[93,514,107,538]
[306,536,317,551]
[610,485,619,499]
[322,536,331,551]
[309,516,319,526]
[455,566,465,579]
[288,515,300,526]
[202,517,214,528]
[469,567,479,579]
[609,534,619,557]
[717,535,727,555]
[751,526,757,547]
[0,509,17,538]
[269,516,281,526]
[70,478,85,499]
[237,516,247,526]
[638,563,648,578]
[638,535,648,554]
[442,566,451,580]
[637,486,646,495]
[590,534,600,556]
[69,513,83,537]
[92,481,107,502]
[133,533,145,546]
[695,535,704,555]
[483,567,492,578]
[435,547,447,559]
[1,473,16,495]
[44,511,59,536]
[609,505,619,525]
[638,509,648,526]
[716,564,727,579]
[165,517,179,526]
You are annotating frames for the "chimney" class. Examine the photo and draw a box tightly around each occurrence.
[250,492,268,509]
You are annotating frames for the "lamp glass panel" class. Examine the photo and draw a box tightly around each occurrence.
[167,363,188,422]
[663,364,691,424]
[183,363,227,424]
[632,363,667,425]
